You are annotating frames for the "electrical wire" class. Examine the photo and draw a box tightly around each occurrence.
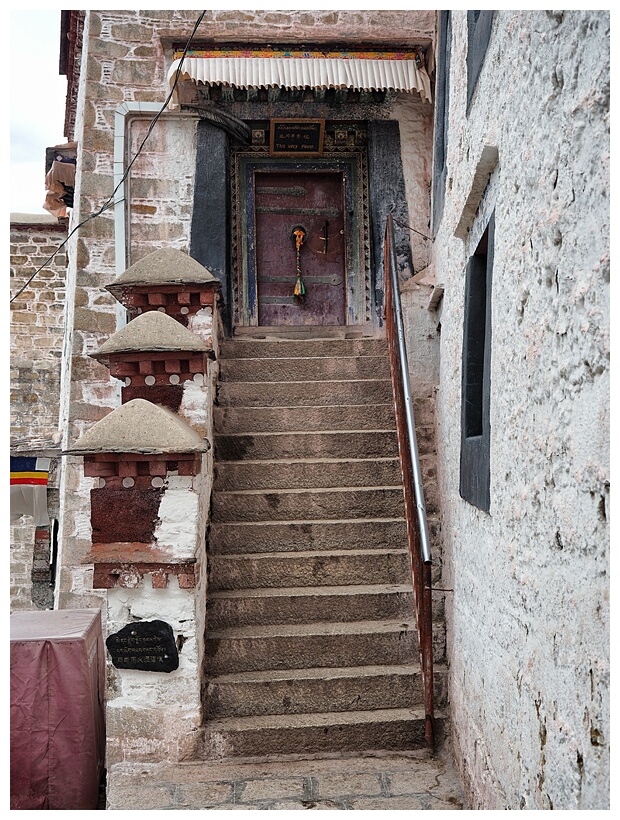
[10,10,206,304]
[391,215,432,241]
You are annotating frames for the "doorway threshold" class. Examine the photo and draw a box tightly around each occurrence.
[232,325,382,341]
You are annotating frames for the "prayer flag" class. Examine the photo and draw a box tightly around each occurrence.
[10,457,50,525]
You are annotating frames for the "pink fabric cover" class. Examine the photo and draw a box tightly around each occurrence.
[10,609,106,810]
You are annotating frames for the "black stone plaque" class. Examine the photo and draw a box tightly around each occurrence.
[106,620,179,672]
[270,119,325,156]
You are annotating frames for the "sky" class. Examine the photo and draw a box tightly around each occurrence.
[10,9,68,215]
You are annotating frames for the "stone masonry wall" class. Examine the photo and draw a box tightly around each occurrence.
[10,219,67,447]
[10,217,67,611]
[10,519,38,611]
[391,93,434,277]
[104,462,211,765]
[430,10,609,809]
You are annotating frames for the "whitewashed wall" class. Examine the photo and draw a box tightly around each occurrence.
[430,10,609,809]
[105,465,210,765]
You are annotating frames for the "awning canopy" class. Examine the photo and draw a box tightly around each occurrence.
[167,48,432,103]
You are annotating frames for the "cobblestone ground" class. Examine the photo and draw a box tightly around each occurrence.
[106,746,466,810]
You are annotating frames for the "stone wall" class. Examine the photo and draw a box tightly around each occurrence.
[10,216,67,611]
[102,459,211,766]
[430,10,609,809]
[10,217,67,446]
[10,519,38,611]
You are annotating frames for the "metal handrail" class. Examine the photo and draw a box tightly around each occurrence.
[383,213,435,746]
[386,220,432,564]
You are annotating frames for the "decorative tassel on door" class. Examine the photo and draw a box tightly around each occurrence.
[292,228,307,301]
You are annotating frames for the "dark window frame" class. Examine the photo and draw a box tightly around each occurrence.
[466,10,494,113]
[460,212,494,512]
[431,10,452,235]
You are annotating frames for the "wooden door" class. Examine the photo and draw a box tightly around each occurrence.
[254,171,346,326]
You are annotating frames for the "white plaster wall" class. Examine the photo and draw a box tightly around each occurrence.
[390,93,434,276]
[153,464,211,561]
[430,10,609,809]
[187,307,215,348]
[127,114,198,264]
[401,281,440,400]
[106,577,203,763]
[104,458,211,764]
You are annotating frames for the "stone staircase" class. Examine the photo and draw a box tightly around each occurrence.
[203,333,445,759]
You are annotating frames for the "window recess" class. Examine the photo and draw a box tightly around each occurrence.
[460,213,494,512]
[466,10,494,113]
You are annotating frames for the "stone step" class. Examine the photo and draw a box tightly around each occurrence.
[220,338,388,360]
[214,431,400,461]
[202,342,444,761]
[204,663,448,719]
[204,620,418,676]
[208,519,408,554]
[220,356,391,383]
[206,583,413,628]
[212,487,406,523]
[204,620,447,675]
[201,707,439,759]
[214,403,395,434]
[208,549,410,591]
[214,458,402,491]
[216,379,394,408]
[230,325,375,340]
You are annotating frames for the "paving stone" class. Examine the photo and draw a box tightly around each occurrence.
[206,804,261,810]
[349,794,436,809]
[106,747,467,809]
[238,777,306,802]
[268,799,344,809]
[316,772,383,798]
[175,781,233,807]
[390,766,442,794]
[426,796,466,810]
[106,784,173,810]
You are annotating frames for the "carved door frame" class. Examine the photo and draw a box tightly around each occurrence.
[230,148,371,329]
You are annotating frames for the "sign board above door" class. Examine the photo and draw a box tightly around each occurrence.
[270,119,325,157]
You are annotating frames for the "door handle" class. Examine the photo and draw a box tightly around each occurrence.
[319,221,329,254]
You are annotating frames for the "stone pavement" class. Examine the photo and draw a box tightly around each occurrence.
[106,746,466,810]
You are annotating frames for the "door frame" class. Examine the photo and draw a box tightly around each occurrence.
[231,150,371,328]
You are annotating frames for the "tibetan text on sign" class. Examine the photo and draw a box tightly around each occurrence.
[270,119,325,156]
[106,620,179,672]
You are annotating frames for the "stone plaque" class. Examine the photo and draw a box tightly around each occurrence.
[106,620,179,672]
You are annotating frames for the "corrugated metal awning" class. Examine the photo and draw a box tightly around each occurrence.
[167,49,432,102]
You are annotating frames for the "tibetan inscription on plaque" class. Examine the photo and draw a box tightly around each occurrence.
[106,620,179,672]
[270,119,325,156]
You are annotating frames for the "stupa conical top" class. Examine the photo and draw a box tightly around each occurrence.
[66,398,209,455]
[107,248,216,290]
[90,309,210,366]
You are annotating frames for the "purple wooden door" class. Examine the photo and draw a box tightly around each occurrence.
[255,171,346,326]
